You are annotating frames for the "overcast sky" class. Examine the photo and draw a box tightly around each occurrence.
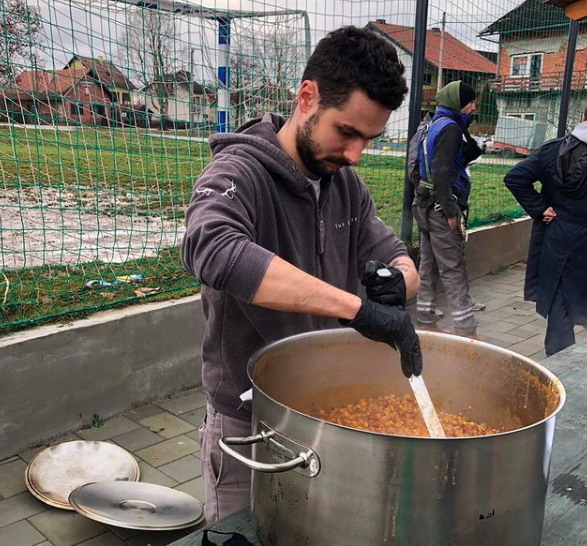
[29,0,519,82]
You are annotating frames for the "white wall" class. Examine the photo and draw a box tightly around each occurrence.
[385,47,412,141]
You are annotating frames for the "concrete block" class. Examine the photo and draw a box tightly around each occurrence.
[174,476,205,503]
[0,493,47,528]
[185,431,202,447]
[77,417,141,442]
[181,407,206,428]
[28,510,105,546]
[157,392,207,416]
[75,533,127,546]
[508,335,545,357]
[159,455,201,483]
[0,296,204,460]
[0,460,28,498]
[504,314,539,326]
[466,218,531,280]
[0,520,46,546]
[135,436,200,467]
[110,428,164,453]
[136,462,177,488]
[126,530,187,546]
[124,405,164,423]
[139,414,195,440]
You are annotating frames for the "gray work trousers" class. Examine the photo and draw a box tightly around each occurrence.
[199,403,252,524]
[414,204,476,336]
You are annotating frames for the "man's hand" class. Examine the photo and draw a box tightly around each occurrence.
[543,206,557,224]
[341,300,423,377]
[448,217,458,230]
[362,261,407,307]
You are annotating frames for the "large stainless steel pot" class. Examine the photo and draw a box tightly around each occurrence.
[219,330,565,546]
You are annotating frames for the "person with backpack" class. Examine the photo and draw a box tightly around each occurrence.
[410,80,483,336]
[504,107,587,356]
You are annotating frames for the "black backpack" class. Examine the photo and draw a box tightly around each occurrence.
[407,113,432,187]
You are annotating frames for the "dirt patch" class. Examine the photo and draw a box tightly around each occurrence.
[0,186,185,270]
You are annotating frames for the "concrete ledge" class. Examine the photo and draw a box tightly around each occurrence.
[0,217,531,459]
[466,217,531,280]
[0,295,204,460]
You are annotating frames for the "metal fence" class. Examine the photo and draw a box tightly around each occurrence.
[0,0,582,332]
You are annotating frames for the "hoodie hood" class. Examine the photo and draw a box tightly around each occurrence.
[571,120,587,143]
[555,121,587,198]
[208,113,322,195]
[436,81,462,112]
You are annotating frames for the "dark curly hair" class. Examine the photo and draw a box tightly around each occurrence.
[302,26,408,112]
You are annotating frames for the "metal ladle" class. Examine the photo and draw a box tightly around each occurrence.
[376,267,446,438]
[409,374,446,438]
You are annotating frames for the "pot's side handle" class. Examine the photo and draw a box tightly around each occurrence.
[218,431,320,477]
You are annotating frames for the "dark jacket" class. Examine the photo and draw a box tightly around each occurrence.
[414,107,481,218]
[504,123,587,323]
[181,113,408,419]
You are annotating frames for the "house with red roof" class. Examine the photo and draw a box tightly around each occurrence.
[2,56,136,126]
[366,20,497,139]
[480,0,587,139]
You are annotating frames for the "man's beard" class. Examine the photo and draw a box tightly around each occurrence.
[295,112,350,177]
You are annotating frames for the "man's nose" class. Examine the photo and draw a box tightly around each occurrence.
[343,140,365,165]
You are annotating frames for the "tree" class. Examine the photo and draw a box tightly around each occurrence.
[0,0,44,85]
[230,21,304,126]
[117,8,187,118]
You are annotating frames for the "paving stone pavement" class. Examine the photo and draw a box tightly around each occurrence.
[0,262,581,546]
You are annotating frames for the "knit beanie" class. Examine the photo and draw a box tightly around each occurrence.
[460,82,477,108]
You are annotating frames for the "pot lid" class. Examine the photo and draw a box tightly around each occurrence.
[25,441,140,510]
[69,481,205,530]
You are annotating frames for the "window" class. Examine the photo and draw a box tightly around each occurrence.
[529,54,542,79]
[510,53,543,78]
[121,93,130,105]
[422,72,433,86]
[71,103,81,116]
[506,113,536,121]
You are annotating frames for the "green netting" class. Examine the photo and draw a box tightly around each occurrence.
[0,0,579,332]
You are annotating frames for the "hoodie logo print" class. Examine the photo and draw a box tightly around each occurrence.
[196,187,216,197]
[221,181,237,199]
[195,181,237,199]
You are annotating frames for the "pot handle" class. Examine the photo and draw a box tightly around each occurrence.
[218,429,320,477]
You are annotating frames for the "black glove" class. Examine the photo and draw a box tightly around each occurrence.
[341,299,423,377]
[362,260,407,307]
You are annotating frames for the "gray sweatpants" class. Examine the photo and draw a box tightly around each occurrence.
[414,204,476,336]
[199,403,252,524]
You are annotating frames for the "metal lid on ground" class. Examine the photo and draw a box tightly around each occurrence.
[25,441,140,510]
[69,481,205,530]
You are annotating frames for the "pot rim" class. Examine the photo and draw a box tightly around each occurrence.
[247,328,566,441]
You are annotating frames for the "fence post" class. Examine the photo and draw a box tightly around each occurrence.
[400,0,430,242]
[217,16,231,133]
[557,19,579,138]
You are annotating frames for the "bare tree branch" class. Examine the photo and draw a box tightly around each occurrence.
[0,0,44,86]
[230,21,303,126]
[116,8,186,116]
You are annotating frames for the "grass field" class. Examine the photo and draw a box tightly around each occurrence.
[0,125,524,333]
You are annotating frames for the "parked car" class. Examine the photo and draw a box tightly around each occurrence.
[473,134,496,155]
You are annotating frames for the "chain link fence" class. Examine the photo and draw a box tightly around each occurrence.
[0,0,581,332]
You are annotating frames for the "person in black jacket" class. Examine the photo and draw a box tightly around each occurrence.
[504,108,587,356]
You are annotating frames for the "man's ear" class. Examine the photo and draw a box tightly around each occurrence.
[297,80,319,115]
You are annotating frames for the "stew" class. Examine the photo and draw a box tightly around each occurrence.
[318,393,498,437]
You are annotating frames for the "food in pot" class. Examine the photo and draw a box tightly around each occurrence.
[317,393,499,437]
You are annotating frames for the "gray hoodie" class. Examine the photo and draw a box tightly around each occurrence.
[181,113,407,420]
